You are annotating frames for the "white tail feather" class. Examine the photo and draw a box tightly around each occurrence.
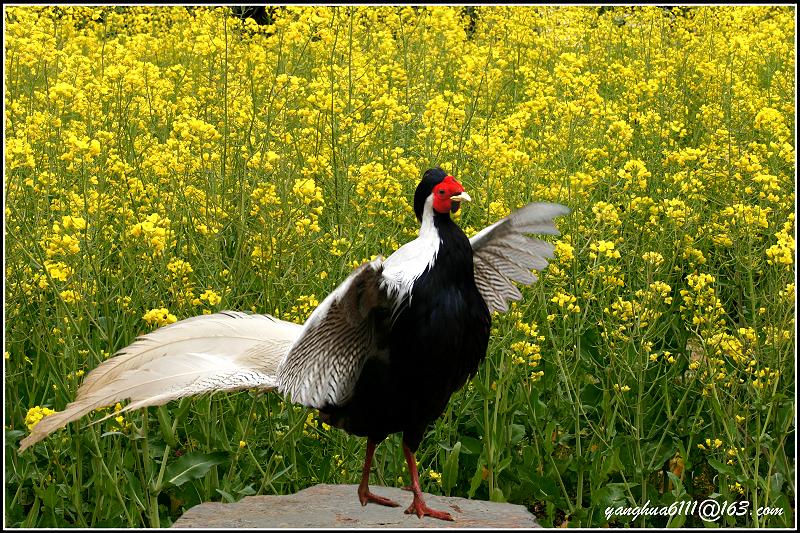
[19,311,303,452]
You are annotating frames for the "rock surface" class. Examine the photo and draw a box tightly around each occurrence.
[173,484,540,528]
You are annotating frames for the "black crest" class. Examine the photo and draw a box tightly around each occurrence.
[413,168,447,222]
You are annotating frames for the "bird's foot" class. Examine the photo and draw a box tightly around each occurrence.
[358,486,399,508]
[404,494,454,521]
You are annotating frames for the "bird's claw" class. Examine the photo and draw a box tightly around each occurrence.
[358,488,400,508]
[404,495,454,521]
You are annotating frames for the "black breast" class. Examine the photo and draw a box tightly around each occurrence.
[319,214,491,450]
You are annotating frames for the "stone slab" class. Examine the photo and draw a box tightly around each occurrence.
[172,483,540,528]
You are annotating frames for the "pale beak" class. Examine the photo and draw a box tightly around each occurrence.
[450,191,472,203]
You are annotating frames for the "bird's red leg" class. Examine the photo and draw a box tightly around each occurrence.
[357,439,399,507]
[402,443,454,521]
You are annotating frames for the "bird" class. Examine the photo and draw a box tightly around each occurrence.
[19,167,569,521]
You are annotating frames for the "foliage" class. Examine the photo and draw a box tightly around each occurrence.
[4,5,795,527]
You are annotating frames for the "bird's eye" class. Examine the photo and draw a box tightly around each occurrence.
[438,189,446,195]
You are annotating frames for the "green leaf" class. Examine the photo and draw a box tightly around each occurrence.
[579,326,601,364]
[23,496,40,527]
[164,451,229,487]
[543,420,557,454]
[471,378,489,396]
[215,488,236,503]
[124,470,146,510]
[468,455,485,498]
[237,484,256,496]
[591,482,628,508]
[490,486,506,502]
[666,471,685,497]
[6,429,25,442]
[510,424,525,445]
[666,504,687,528]
[706,457,735,477]
[676,440,692,471]
[41,483,57,509]
[495,455,513,475]
[643,441,677,475]
[770,494,791,527]
[174,397,194,421]
[769,472,784,495]
[528,389,547,419]
[597,445,622,484]
[442,441,461,496]
[460,436,482,455]
[524,473,561,503]
[156,406,176,447]
[775,401,794,432]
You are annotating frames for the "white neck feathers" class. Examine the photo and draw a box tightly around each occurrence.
[380,195,441,304]
[419,194,437,238]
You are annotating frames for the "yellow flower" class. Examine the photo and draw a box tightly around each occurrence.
[167,258,194,278]
[142,307,178,327]
[550,292,580,313]
[592,201,621,227]
[754,107,789,139]
[293,178,317,199]
[25,406,57,430]
[488,200,510,219]
[617,160,651,190]
[554,239,575,262]
[43,233,81,258]
[589,240,620,259]
[641,251,664,267]
[129,214,173,254]
[766,215,795,267]
[289,294,319,321]
[61,216,87,231]
[354,162,410,221]
[44,260,73,282]
[330,237,350,257]
[59,289,82,304]
[199,289,222,306]
[730,482,745,496]
[66,369,85,380]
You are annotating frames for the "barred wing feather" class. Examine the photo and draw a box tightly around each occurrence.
[470,202,570,313]
[277,259,387,409]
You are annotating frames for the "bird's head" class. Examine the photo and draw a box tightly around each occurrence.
[413,168,471,222]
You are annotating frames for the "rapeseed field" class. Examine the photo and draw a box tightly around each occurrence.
[4,6,795,527]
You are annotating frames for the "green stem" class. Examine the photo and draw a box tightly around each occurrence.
[90,429,133,526]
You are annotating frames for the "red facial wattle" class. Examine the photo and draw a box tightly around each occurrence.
[431,175,465,214]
